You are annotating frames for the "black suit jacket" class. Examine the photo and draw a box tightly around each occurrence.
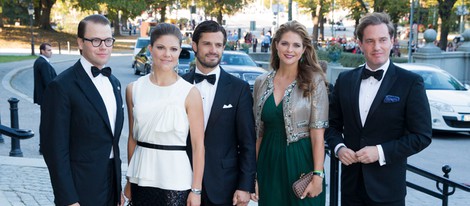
[33,56,57,105]
[40,60,124,206]
[326,63,432,203]
[183,68,256,204]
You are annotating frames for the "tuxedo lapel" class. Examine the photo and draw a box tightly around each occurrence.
[109,76,123,138]
[366,63,398,123]
[351,67,363,129]
[207,68,231,128]
[73,62,113,133]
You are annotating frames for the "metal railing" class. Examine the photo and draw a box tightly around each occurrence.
[0,98,35,157]
[326,148,470,206]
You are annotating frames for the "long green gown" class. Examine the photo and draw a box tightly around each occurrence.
[257,94,326,206]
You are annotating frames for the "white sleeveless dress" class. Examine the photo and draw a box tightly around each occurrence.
[127,75,194,191]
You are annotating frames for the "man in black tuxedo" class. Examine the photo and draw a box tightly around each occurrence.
[182,20,256,206]
[40,14,124,206]
[34,42,57,154]
[34,42,57,106]
[326,12,432,206]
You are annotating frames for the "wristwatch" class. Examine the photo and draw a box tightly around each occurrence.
[313,171,324,178]
[191,188,202,195]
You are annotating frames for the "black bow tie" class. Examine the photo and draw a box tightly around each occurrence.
[91,66,111,77]
[361,69,384,81]
[194,73,216,85]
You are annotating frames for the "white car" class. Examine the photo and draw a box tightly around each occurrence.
[397,63,470,132]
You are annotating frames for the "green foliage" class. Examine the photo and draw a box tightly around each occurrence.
[316,50,407,68]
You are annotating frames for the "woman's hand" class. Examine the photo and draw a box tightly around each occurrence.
[186,192,201,206]
[250,180,259,202]
[300,175,322,199]
[124,181,131,201]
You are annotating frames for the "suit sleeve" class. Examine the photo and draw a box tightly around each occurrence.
[381,75,432,164]
[40,81,79,205]
[325,72,345,151]
[38,60,56,86]
[235,81,257,193]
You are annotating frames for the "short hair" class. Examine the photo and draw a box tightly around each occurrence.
[150,23,182,46]
[355,12,394,42]
[192,20,227,46]
[77,14,111,38]
[39,43,51,51]
[270,20,324,97]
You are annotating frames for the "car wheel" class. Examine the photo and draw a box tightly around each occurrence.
[134,66,141,75]
[131,61,136,68]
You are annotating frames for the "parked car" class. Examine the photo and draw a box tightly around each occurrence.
[397,63,470,132]
[133,44,195,76]
[334,22,346,31]
[131,37,150,68]
[177,44,195,75]
[220,51,267,91]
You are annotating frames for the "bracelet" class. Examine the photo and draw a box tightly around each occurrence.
[312,170,325,178]
[191,188,202,195]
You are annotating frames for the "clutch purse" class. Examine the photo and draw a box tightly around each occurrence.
[292,172,314,198]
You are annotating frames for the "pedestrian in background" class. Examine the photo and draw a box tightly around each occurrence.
[326,12,431,206]
[182,20,256,206]
[33,42,57,155]
[124,23,205,206]
[251,20,328,206]
[40,14,125,206]
[252,35,258,53]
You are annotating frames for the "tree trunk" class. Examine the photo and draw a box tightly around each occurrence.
[0,0,4,28]
[40,0,55,31]
[159,4,167,22]
[113,14,120,36]
[217,9,223,25]
[438,0,457,50]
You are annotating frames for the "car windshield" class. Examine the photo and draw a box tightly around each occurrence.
[413,70,467,91]
[136,39,150,48]
[221,53,258,66]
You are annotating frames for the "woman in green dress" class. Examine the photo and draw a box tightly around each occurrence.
[251,20,329,206]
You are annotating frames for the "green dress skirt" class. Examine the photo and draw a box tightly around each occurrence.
[257,94,325,206]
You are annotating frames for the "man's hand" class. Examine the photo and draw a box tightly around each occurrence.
[232,190,250,206]
[337,147,359,165]
[356,146,379,164]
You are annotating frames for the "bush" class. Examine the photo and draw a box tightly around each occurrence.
[316,50,408,68]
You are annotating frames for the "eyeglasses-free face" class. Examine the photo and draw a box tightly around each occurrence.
[82,37,115,47]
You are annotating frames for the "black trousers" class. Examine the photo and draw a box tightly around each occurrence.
[341,168,405,206]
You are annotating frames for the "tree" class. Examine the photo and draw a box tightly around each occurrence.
[297,0,330,43]
[198,0,250,24]
[0,0,4,28]
[39,0,56,31]
[437,0,458,50]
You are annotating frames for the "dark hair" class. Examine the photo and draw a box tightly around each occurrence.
[77,14,111,38]
[192,20,227,46]
[356,12,394,42]
[270,20,324,97]
[150,23,182,46]
[39,42,51,51]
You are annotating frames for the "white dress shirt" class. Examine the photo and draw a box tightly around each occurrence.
[335,60,390,166]
[80,57,117,158]
[194,66,220,130]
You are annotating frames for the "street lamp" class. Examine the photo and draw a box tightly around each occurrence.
[27,3,34,56]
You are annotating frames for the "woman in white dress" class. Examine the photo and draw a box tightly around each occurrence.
[124,23,205,206]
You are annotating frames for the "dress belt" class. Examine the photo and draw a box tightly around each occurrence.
[137,141,186,151]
